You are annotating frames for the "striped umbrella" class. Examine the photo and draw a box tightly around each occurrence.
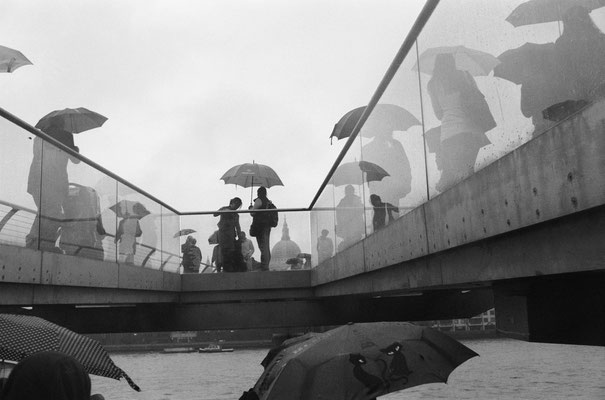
[0,313,140,391]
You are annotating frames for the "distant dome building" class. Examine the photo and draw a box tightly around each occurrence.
[269,218,301,271]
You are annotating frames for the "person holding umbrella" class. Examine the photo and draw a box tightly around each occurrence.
[249,187,275,271]
[26,118,81,253]
[214,197,243,272]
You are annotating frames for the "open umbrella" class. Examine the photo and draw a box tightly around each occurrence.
[505,0,605,27]
[330,104,420,142]
[494,42,556,85]
[252,321,477,400]
[109,200,150,219]
[174,228,196,238]
[220,162,284,202]
[0,313,140,391]
[413,45,499,76]
[0,45,32,73]
[331,161,389,187]
[35,107,108,134]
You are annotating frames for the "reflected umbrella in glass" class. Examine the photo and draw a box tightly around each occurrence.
[0,313,140,391]
[251,322,478,400]
[0,45,32,73]
[174,228,196,238]
[330,104,420,143]
[35,107,108,134]
[220,161,284,204]
[413,45,499,76]
[109,199,150,219]
[331,160,389,187]
[505,0,605,27]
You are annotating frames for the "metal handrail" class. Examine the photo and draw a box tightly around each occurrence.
[0,107,180,215]
[307,0,441,210]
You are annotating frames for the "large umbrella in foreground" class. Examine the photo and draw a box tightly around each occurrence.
[109,200,150,219]
[35,107,108,134]
[220,162,284,202]
[252,321,478,400]
[331,160,389,187]
[413,45,499,76]
[505,0,605,27]
[0,45,32,73]
[330,104,420,142]
[494,42,556,85]
[0,314,140,391]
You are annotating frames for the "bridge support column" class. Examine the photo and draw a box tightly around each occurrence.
[494,272,604,346]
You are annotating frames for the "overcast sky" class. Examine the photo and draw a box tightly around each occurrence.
[1,0,425,212]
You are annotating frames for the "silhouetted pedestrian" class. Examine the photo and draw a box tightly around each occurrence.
[214,197,243,272]
[249,187,274,271]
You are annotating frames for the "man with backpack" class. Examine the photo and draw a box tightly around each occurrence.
[249,186,277,271]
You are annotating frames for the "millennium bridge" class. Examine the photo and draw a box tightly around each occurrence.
[1,0,603,346]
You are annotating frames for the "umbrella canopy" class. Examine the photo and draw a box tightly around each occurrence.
[253,322,478,400]
[0,45,32,73]
[330,104,420,142]
[505,0,605,27]
[35,107,108,134]
[109,200,150,219]
[0,314,140,391]
[331,161,389,186]
[220,162,284,189]
[174,228,196,238]
[413,45,499,76]
[494,42,556,85]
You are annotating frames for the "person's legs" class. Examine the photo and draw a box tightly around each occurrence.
[256,229,271,271]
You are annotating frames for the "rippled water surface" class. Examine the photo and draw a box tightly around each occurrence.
[91,338,605,400]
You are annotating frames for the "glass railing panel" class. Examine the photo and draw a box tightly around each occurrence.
[0,118,39,248]
[62,150,117,262]
[416,0,565,194]
[360,51,426,235]
[114,183,162,268]
[310,188,336,267]
[161,207,180,272]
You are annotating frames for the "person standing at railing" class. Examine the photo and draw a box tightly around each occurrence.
[115,215,142,265]
[249,187,275,271]
[214,197,243,272]
[181,235,202,273]
[317,229,334,263]
[239,231,255,271]
[26,118,80,253]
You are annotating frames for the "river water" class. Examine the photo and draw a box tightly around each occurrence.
[90,338,605,400]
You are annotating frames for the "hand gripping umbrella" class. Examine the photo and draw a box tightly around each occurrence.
[36,107,108,134]
[0,45,32,73]
[0,313,140,391]
[252,321,478,400]
[220,162,284,203]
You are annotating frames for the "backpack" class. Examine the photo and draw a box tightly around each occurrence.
[266,201,279,228]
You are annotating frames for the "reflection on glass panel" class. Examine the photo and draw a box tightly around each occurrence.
[0,120,38,248]
[414,0,605,194]
[161,207,180,272]
[310,188,336,267]
[113,184,160,268]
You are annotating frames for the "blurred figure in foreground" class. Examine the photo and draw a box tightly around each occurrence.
[427,53,494,192]
[0,351,101,400]
[26,118,81,253]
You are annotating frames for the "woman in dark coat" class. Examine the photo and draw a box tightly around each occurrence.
[214,197,243,272]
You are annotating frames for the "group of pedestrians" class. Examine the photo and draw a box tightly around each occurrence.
[213,187,275,273]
